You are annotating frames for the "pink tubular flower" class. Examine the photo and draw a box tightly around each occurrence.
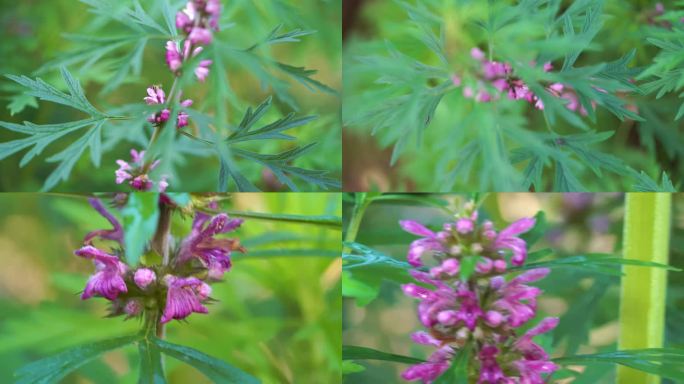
[165,41,183,72]
[114,149,167,192]
[189,27,213,45]
[144,86,165,105]
[195,59,213,82]
[134,268,156,289]
[399,220,445,267]
[176,212,244,279]
[494,217,536,265]
[401,205,557,383]
[75,245,128,300]
[83,198,123,245]
[161,275,209,323]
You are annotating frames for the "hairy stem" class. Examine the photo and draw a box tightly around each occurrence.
[617,193,671,384]
[152,202,173,266]
[343,193,372,254]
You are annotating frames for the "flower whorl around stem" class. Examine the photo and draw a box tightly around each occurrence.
[74,196,246,324]
[451,47,597,115]
[115,148,168,192]
[400,207,559,384]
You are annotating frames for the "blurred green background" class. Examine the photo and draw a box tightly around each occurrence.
[0,192,341,383]
[0,0,341,191]
[342,0,684,191]
[342,193,684,383]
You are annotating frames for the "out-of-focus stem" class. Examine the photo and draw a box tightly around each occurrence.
[342,193,372,254]
[617,193,671,384]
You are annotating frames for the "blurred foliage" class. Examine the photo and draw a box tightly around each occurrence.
[0,0,341,191]
[343,0,683,192]
[0,192,342,383]
[342,192,684,383]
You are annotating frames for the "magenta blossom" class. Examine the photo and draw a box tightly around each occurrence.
[161,275,210,323]
[83,198,123,245]
[134,268,157,289]
[195,59,213,82]
[75,245,128,300]
[176,212,244,279]
[115,149,168,192]
[400,206,557,383]
[165,41,183,72]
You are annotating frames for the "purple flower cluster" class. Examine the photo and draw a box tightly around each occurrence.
[399,206,559,384]
[144,85,193,128]
[115,149,168,192]
[453,47,592,115]
[167,0,220,80]
[74,196,244,324]
[114,1,222,189]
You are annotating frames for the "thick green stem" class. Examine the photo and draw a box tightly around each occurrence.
[618,193,671,384]
[342,194,372,254]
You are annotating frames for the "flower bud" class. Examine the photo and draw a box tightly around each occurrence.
[134,268,156,289]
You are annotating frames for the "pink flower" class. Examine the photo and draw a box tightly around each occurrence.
[144,86,165,105]
[134,268,156,289]
[115,161,133,184]
[494,217,535,265]
[165,41,183,72]
[158,176,169,192]
[83,198,123,245]
[124,299,143,317]
[451,74,462,86]
[161,275,209,323]
[189,27,213,45]
[176,212,244,279]
[471,47,485,61]
[195,60,213,82]
[177,111,190,128]
[75,245,128,300]
[176,2,197,32]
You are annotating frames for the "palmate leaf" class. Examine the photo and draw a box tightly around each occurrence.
[6,67,104,117]
[14,334,139,384]
[554,348,684,381]
[183,96,339,191]
[342,242,412,305]
[1,67,112,190]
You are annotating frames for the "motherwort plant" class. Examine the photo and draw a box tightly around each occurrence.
[76,195,243,325]
[400,205,558,383]
[14,193,261,384]
[1,0,338,191]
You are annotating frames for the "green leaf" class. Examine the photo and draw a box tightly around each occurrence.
[554,348,684,381]
[221,210,341,228]
[342,361,366,375]
[6,67,103,116]
[138,338,166,384]
[519,211,547,247]
[153,338,259,384]
[342,345,424,365]
[7,93,37,115]
[342,242,413,305]
[160,0,177,37]
[459,256,480,281]
[275,62,338,94]
[434,346,470,384]
[122,193,160,265]
[14,334,139,384]
[515,253,681,276]
[250,24,316,49]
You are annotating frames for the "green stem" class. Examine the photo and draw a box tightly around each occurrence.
[617,193,671,384]
[342,194,373,254]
